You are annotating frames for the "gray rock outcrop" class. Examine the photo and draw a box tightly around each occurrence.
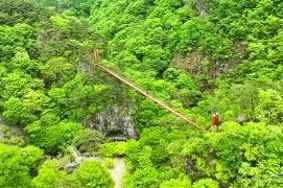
[86,105,138,140]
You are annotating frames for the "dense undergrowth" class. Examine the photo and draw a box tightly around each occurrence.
[0,0,282,188]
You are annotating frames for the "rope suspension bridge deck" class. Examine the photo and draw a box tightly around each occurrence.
[92,62,201,130]
[89,50,202,130]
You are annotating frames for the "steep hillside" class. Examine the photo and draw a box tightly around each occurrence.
[91,0,283,124]
[0,0,282,188]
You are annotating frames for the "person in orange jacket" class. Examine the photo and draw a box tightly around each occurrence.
[211,113,220,127]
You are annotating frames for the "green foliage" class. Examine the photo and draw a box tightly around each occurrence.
[3,97,38,125]
[47,74,109,120]
[194,77,283,124]
[10,50,40,76]
[32,159,115,188]
[1,71,44,100]
[124,127,200,187]
[40,57,76,86]
[0,12,113,188]
[160,176,191,188]
[0,144,43,188]
[32,160,77,188]
[192,178,219,188]
[25,121,82,154]
[74,160,114,188]
[72,129,105,154]
[104,158,116,169]
[37,13,92,62]
[1,0,283,188]
[0,0,46,25]
[181,122,283,187]
[100,141,128,158]
[125,166,160,188]
[38,0,96,16]
[3,89,50,126]
[91,0,283,127]
[0,23,35,60]
[255,89,283,124]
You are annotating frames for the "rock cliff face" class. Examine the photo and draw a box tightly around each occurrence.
[195,0,208,17]
[86,105,138,140]
[0,116,24,145]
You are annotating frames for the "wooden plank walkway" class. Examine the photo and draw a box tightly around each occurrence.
[94,63,201,129]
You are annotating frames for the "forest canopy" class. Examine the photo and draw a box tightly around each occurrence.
[0,0,282,187]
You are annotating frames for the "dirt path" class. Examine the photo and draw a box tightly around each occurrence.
[67,147,126,187]
[110,158,125,188]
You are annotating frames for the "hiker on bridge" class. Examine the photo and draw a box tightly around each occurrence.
[211,113,220,127]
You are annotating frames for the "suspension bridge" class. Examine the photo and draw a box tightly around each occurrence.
[88,50,202,130]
